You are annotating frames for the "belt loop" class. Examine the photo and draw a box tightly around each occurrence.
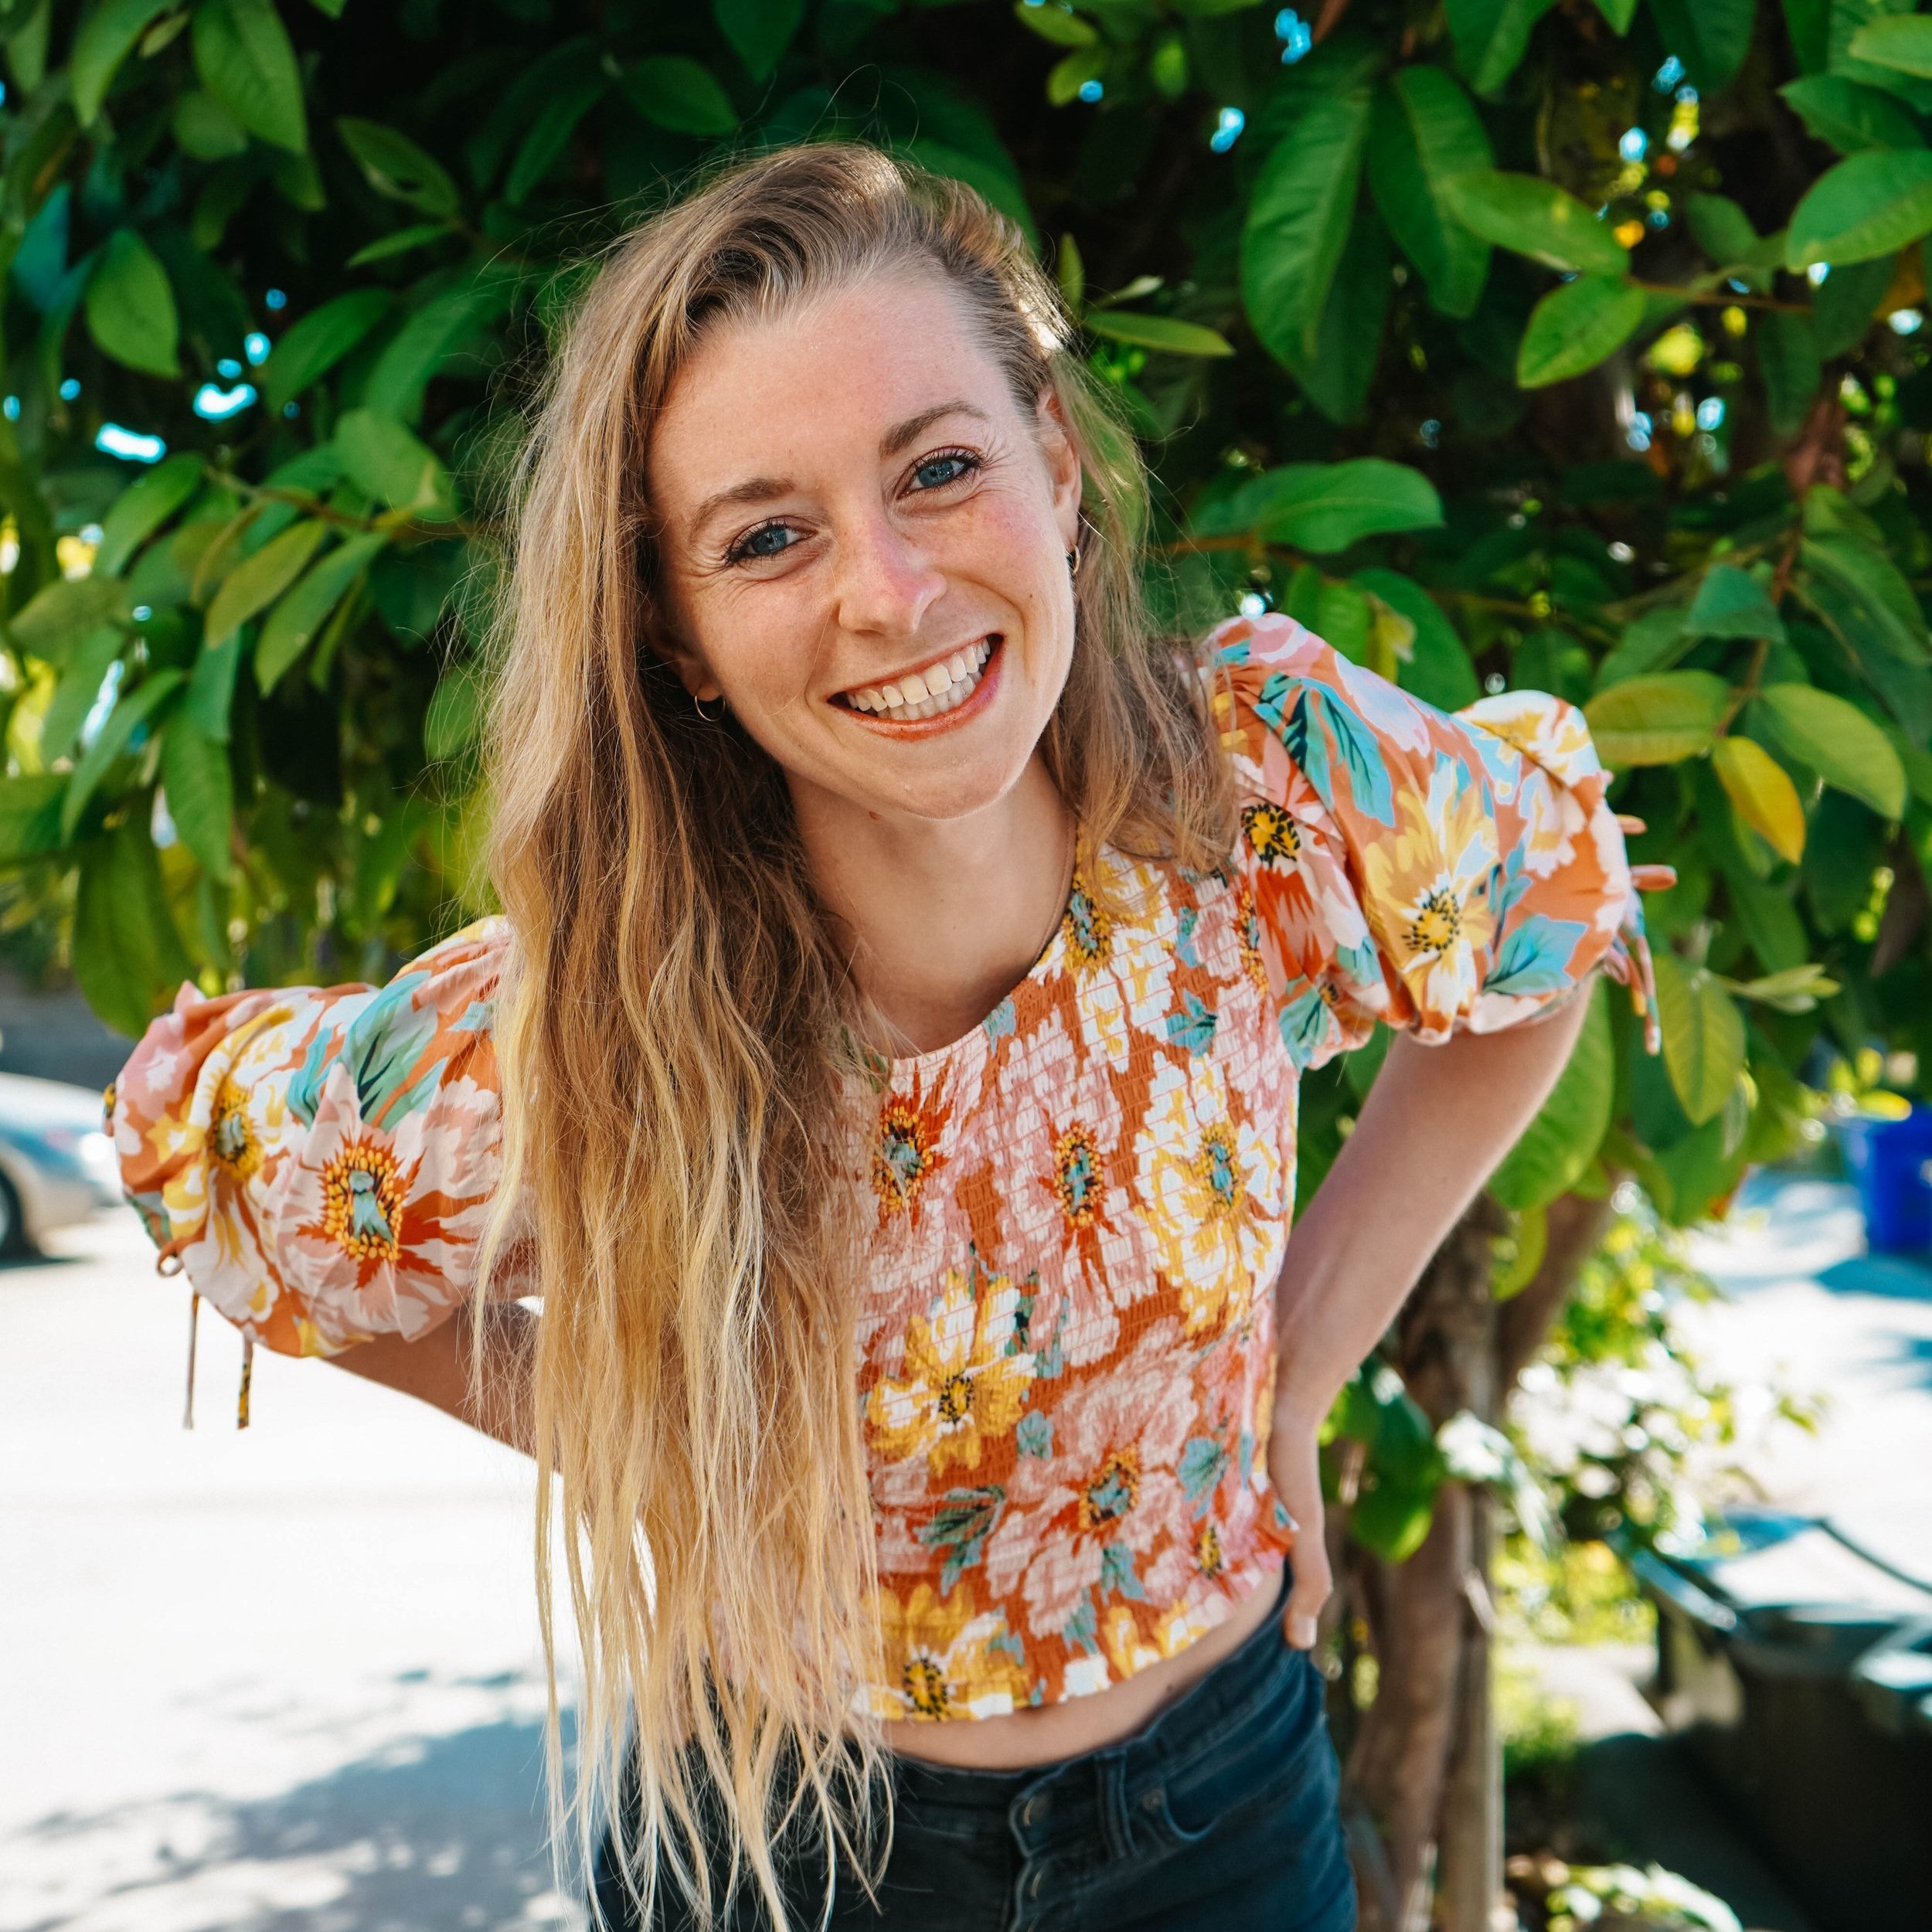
[1097,1748,1135,1862]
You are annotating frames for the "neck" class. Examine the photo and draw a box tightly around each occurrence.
[791,757,1076,1057]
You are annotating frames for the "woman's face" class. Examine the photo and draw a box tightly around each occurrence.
[646,270,1084,829]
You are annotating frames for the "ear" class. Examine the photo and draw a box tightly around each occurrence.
[647,614,723,706]
[1033,386,1084,554]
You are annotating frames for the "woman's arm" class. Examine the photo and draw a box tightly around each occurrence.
[322,1300,539,1458]
[1267,989,1592,1646]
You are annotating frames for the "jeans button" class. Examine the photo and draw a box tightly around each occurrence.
[1141,1787,1164,1812]
[1022,1794,1046,1828]
[1027,1864,1048,1900]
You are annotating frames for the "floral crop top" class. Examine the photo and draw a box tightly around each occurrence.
[112,615,1646,1722]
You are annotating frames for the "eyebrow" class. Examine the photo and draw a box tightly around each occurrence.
[683,400,993,543]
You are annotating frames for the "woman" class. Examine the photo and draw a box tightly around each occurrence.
[114,143,1655,1931]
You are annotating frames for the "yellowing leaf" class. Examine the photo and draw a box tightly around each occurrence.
[1713,736,1806,863]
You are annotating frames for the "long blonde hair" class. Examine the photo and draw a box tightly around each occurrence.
[481,140,1236,1928]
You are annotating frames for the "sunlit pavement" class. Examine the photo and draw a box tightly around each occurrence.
[1,1212,583,1932]
[5,1180,1930,1932]
[1682,1169,1932,1582]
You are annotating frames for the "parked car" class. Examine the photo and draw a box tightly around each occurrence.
[0,1070,123,1255]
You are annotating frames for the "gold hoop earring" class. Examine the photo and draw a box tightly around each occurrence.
[693,693,725,722]
[1066,547,1080,577]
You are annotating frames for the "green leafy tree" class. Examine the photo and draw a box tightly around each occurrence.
[2,1,1925,1924]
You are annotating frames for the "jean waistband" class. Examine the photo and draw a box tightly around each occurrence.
[889,1568,1298,1833]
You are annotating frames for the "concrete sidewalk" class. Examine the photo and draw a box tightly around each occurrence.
[0,1214,580,1932]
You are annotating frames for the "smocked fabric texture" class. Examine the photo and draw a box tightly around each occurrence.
[111,614,1641,1721]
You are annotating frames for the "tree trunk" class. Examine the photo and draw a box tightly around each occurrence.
[1343,1187,1611,1930]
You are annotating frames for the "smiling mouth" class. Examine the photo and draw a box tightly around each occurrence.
[835,636,999,723]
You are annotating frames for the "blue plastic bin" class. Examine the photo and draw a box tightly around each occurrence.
[1838,1104,1932,1253]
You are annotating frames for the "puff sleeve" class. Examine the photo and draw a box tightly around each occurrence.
[1209,612,1652,1072]
[110,917,520,1358]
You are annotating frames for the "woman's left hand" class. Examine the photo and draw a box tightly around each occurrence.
[1267,1403,1330,1651]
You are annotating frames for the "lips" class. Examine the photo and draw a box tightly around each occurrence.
[836,636,998,723]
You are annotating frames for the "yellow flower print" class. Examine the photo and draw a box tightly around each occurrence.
[1135,1059,1285,1336]
[1060,869,1115,971]
[1241,801,1301,869]
[1359,763,1498,1027]
[869,1582,1029,1721]
[1098,1597,1219,1685]
[1233,879,1270,994]
[318,1138,406,1263]
[1196,1522,1225,1577]
[208,1078,264,1181]
[866,1266,1035,1475]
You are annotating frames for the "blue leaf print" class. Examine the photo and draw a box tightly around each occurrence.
[1165,992,1219,1056]
[1485,914,1587,997]
[339,973,439,1128]
[917,1485,1007,1597]
[1253,670,1294,739]
[1100,1541,1146,1600]
[1015,1412,1054,1459]
[1277,988,1336,1070]
[1175,906,1202,968]
[1063,1592,1100,1655]
[982,996,1018,1043]
[287,1024,337,1127]
[454,999,495,1034]
[1308,687,1396,825]
[1179,1434,1230,1513]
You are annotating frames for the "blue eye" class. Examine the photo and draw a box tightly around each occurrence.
[914,450,978,490]
[740,525,794,560]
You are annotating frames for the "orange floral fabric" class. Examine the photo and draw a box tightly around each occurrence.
[111,615,1640,1719]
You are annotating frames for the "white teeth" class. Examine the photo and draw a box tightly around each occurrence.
[840,637,998,721]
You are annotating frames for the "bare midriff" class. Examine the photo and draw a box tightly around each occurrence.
[876,1568,1283,1770]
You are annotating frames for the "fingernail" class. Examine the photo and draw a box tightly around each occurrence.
[1290,1614,1318,1649]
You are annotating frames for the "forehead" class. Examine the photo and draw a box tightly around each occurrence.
[648,272,1014,509]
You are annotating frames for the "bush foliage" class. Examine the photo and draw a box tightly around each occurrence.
[0,0,1922,1561]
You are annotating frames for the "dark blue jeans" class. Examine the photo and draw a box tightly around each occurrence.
[593,1582,1357,1931]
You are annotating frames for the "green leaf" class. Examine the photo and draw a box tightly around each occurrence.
[1267,199,1393,425]
[1581,670,1728,765]
[334,410,455,519]
[161,716,233,881]
[1758,310,1821,436]
[1685,194,1770,285]
[260,288,393,414]
[1240,86,1374,365]
[84,230,180,379]
[1515,274,1646,386]
[505,70,607,205]
[1848,13,1932,77]
[1440,170,1630,275]
[97,454,203,576]
[1594,607,1692,689]
[344,223,454,270]
[1799,533,1928,662]
[172,87,250,159]
[1192,457,1444,553]
[1780,74,1927,151]
[192,0,308,153]
[1652,951,1747,1128]
[41,630,126,764]
[715,0,806,80]
[1648,0,1757,94]
[620,56,738,137]
[1368,66,1495,319]
[1784,0,1831,73]
[8,578,128,663]
[335,117,461,218]
[1352,567,1481,710]
[1786,149,1932,267]
[202,519,330,647]
[73,818,195,1039]
[255,532,386,692]
[1444,0,1561,97]
[361,280,512,423]
[61,669,184,842]
[1488,980,1614,1209]
[1688,562,1786,642]
[71,0,175,124]
[1757,681,1908,817]
[424,661,486,760]
[1012,0,1096,46]
[185,630,244,739]
[1811,253,1895,355]
[1591,0,1639,26]
[1083,311,1233,356]
[0,774,67,863]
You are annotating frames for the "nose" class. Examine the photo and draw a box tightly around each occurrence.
[832,509,945,641]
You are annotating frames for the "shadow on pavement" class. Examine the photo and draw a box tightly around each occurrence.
[1815,1253,1932,1303]
[1577,1733,1818,1932]
[9,1713,584,1932]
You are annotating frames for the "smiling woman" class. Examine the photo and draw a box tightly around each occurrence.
[110,142,1655,1932]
